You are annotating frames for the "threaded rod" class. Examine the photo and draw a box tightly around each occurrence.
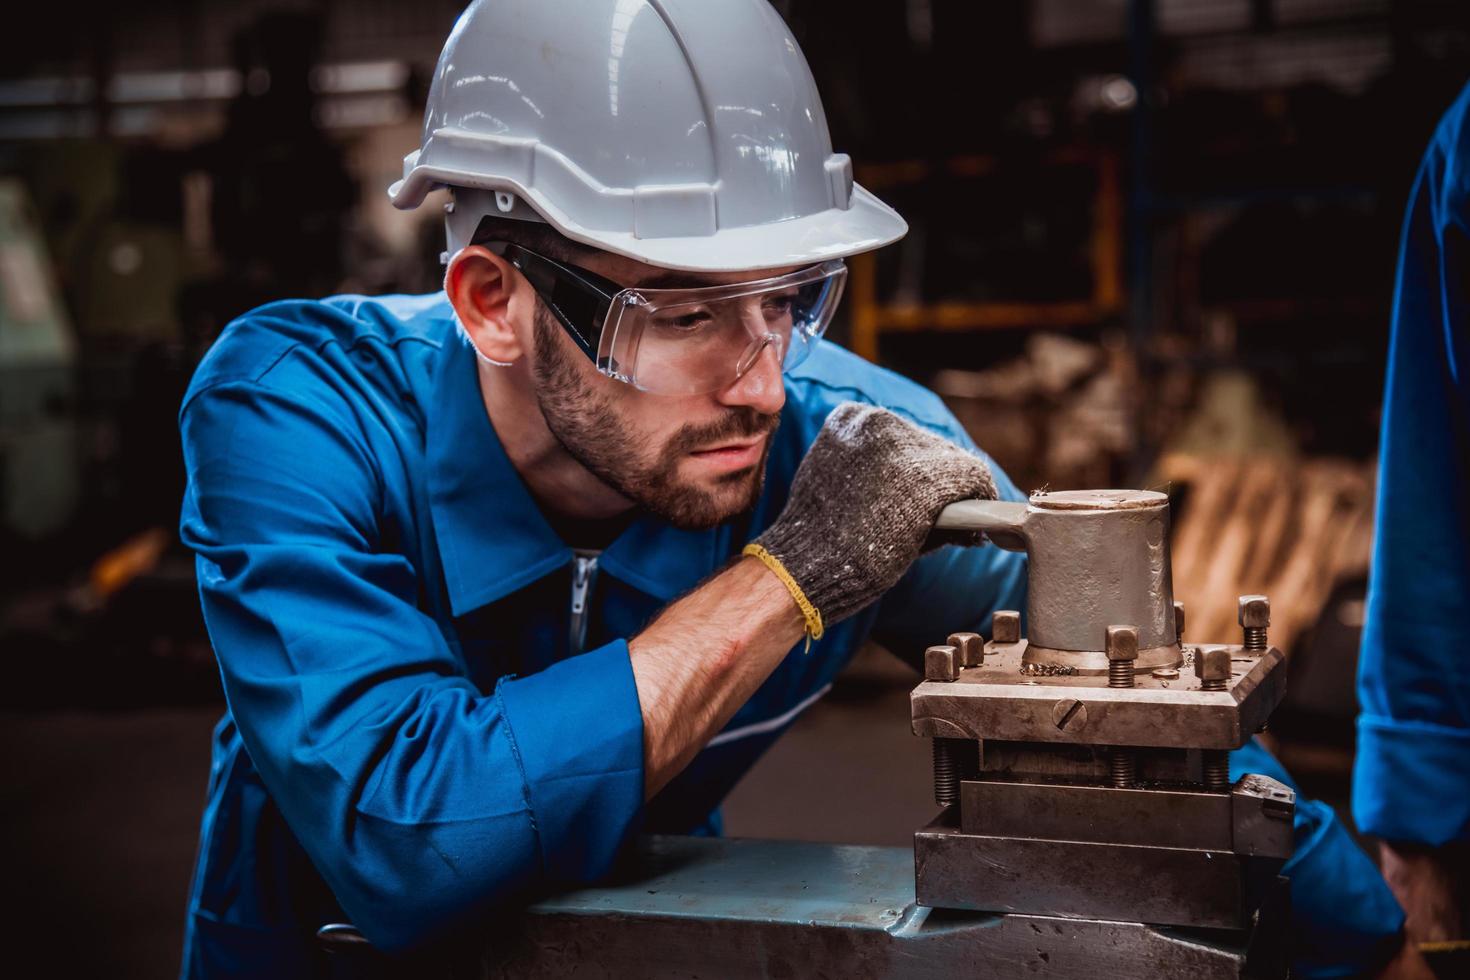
[1108,659,1134,688]
[933,738,978,807]
[1109,749,1136,788]
[1203,750,1230,791]
[1200,677,1227,692]
[1243,627,1267,652]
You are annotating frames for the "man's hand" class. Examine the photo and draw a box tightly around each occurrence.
[628,403,995,799]
[748,403,997,632]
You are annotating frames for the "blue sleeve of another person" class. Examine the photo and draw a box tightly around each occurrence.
[1353,82,1470,847]
[1232,741,1404,978]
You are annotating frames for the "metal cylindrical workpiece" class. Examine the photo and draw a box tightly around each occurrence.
[934,491,1181,673]
[1025,492,1175,655]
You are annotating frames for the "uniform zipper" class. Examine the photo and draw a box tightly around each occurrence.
[568,550,600,655]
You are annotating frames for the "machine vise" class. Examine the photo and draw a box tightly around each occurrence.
[913,489,1294,946]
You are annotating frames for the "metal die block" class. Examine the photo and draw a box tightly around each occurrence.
[958,778,1295,859]
[914,813,1248,930]
[960,780,1234,850]
[911,643,1286,750]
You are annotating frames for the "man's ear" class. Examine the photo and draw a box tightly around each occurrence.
[445,245,529,365]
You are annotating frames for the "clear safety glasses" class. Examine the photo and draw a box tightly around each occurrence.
[487,242,847,396]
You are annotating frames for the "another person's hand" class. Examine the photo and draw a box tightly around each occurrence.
[1380,841,1464,943]
[746,402,997,635]
[1374,935,1437,980]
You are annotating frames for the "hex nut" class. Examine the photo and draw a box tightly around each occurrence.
[947,632,984,667]
[1194,646,1232,683]
[1238,595,1271,629]
[992,611,1021,645]
[1105,625,1139,662]
[925,644,960,682]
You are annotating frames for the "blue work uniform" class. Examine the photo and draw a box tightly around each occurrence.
[1354,80,1470,851]
[179,293,1397,978]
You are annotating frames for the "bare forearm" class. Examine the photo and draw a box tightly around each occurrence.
[628,556,805,798]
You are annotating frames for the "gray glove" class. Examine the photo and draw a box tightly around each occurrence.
[745,402,998,638]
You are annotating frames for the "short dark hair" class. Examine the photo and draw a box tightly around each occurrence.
[469,213,595,264]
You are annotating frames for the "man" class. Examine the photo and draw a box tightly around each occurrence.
[1355,78,1470,953]
[178,1,1406,976]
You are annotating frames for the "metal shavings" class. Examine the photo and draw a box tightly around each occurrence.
[1020,662,1076,677]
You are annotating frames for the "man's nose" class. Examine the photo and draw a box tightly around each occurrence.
[716,339,785,416]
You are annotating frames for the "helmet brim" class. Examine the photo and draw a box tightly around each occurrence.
[393,164,907,273]
[562,184,908,273]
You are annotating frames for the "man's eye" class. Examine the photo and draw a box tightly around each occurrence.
[762,294,797,317]
[656,310,713,331]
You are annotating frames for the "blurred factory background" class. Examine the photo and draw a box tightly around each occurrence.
[1,0,1467,974]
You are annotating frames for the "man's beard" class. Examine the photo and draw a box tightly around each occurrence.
[530,303,779,530]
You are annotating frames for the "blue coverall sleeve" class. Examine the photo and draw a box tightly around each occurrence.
[1232,741,1405,978]
[1353,90,1470,847]
[179,378,645,951]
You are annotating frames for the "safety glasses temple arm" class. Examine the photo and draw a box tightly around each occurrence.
[483,242,620,361]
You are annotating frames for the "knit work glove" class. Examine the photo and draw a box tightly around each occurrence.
[744,402,998,645]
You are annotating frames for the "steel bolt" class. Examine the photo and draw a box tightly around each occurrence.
[1173,600,1186,641]
[1202,751,1231,792]
[1194,646,1231,692]
[992,610,1021,645]
[1109,748,1137,788]
[1238,595,1270,652]
[924,644,960,682]
[947,632,984,668]
[932,738,977,807]
[1105,625,1139,689]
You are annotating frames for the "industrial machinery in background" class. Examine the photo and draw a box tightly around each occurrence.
[399,487,1294,978]
[0,179,78,544]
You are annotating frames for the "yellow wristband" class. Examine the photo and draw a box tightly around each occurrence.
[742,543,824,651]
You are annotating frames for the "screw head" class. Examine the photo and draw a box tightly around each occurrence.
[947,632,984,667]
[1051,698,1089,733]
[1194,646,1232,683]
[1238,595,1271,629]
[992,610,1021,645]
[1173,600,1186,639]
[924,644,960,682]
[1105,625,1139,661]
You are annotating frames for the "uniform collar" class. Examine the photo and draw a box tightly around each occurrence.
[425,330,731,617]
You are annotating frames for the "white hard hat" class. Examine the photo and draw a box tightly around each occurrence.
[389,0,907,273]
